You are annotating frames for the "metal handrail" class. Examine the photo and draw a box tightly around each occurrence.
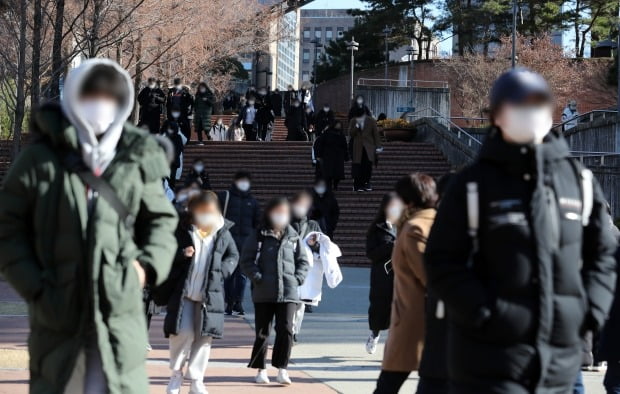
[407,107,483,147]
[555,109,618,132]
[357,78,449,89]
[571,151,620,166]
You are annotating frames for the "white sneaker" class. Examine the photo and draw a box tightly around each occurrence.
[189,379,208,394]
[366,332,380,354]
[255,369,270,384]
[166,370,184,394]
[277,369,292,385]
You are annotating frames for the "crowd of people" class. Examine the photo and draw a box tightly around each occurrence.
[1,57,620,394]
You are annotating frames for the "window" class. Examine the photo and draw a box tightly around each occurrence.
[314,27,322,41]
[302,71,310,81]
[303,49,310,63]
[303,27,311,42]
[337,27,345,38]
[325,27,333,41]
[315,48,321,61]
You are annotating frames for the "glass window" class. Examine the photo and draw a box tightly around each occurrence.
[303,49,310,63]
[314,27,322,41]
[303,27,311,42]
[302,71,310,81]
[325,27,333,41]
[337,27,345,38]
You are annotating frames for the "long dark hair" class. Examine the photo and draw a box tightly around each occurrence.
[261,197,290,229]
[366,192,398,237]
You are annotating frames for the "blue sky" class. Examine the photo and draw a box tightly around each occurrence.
[302,0,453,55]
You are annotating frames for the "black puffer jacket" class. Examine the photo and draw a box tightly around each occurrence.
[425,130,617,392]
[366,222,396,332]
[218,185,261,251]
[164,220,239,338]
[240,226,310,303]
[597,230,620,364]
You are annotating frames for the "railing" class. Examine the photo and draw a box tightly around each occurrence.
[406,107,483,148]
[357,78,449,89]
[570,151,620,166]
[554,109,618,132]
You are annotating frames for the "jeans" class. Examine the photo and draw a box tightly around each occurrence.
[573,371,585,394]
[249,302,296,369]
[605,362,620,394]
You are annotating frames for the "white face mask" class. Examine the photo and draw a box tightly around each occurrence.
[149,83,156,89]
[259,90,267,96]
[497,105,553,145]
[270,213,290,229]
[194,213,219,228]
[194,164,204,173]
[236,180,251,192]
[78,99,118,136]
[199,87,207,93]
[292,204,309,219]
[323,107,330,112]
[171,111,181,119]
[357,99,364,105]
[293,103,300,108]
[217,119,223,125]
[386,204,404,223]
[175,84,182,90]
[356,116,365,124]
[248,101,255,106]
[314,185,327,195]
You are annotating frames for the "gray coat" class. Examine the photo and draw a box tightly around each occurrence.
[240,226,310,303]
[164,220,239,338]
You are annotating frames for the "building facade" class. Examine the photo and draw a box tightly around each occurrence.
[298,9,356,87]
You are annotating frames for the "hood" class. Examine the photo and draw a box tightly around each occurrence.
[61,58,135,175]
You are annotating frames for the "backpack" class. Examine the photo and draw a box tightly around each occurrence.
[434,160,595,320]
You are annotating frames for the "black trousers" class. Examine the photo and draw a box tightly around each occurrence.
[249,302,296,369]
[138,111,160,134]
[176,117,191,141]
[224,266,247,304]
[374,370,410,394]
[353,149,373,190]
[257,122,270,141]
[243,124,257,141]
[416,377,449,394]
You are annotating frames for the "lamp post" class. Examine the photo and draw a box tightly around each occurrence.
[406,45,418,107]
[382,26,393,83]
[346,37,359,101]
[310,38,323,107]
[511,0,517,68]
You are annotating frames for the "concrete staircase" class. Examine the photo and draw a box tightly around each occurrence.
[211,115,288,141]
[180,141,451,266]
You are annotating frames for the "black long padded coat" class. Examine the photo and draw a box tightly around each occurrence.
[425,129,617,393]
[218,185,261,252]
[314,128,349,181]
[366,221,396,332]
[164,220,239,338]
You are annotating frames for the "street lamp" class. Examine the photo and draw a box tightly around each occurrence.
[406,45,418,107]
[346,37,359,101]
[310,38,323,107]
[382,26,393,83]
[511,0,517,68]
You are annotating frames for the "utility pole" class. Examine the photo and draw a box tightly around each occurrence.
[511,0,517,68]
[383,26,392,82]
[346,37,359,101]
[407,45,417,107]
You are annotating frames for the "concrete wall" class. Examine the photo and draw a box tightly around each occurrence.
[356,86,450,120]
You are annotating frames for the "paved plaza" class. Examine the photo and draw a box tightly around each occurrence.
[0,268,608,393]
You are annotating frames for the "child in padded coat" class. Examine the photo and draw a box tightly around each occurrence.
[293,232,343,337]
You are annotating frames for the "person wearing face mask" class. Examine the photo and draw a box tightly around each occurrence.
[137,77,166,134]
[289,190,323,335]
[161,106,186,186]
[0,58,179,393]
[315,103,335,137]
[348,94,372,121]
[161,191,238,394]
[209,118,228,142]
[562,99,580,131]
[218,171,261,315]
[283,85,298,116]
[193,82,215,145]
[365,193,402,355]
[166,77,194,141]
[425,69,617,394]
[184,159,212,190]
[309,178,340,239]
[375,173,438,394]
[349,107,382,192]
[240,95,258,141]
[314,120,350,191]
[305,106,316,141]
[240,197,310,385]
[255,88,275,141]
[270,88,283,117]
[285,98,308,141]
[299,83,312,110]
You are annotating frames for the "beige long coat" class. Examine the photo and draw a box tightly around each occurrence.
[382,208,436,372]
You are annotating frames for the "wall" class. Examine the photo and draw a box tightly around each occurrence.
[357,86,450,120]
[564,117,620,153]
